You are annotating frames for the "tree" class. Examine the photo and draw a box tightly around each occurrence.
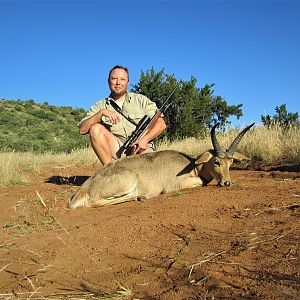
[131,68,243,140]
[261,104,299,128]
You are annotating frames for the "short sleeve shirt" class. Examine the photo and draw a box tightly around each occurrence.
[79,92,158,143]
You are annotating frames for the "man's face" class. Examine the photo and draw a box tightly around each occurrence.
[108,68,129,98]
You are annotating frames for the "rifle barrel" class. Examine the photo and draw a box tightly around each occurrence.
[160,83,180,110]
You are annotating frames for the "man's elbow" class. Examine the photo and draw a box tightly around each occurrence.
[79,124,89,135]
[160,118,167,131]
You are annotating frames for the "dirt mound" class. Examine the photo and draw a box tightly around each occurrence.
[0,163,299,299]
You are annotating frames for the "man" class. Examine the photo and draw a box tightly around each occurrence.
[79,65,167,165]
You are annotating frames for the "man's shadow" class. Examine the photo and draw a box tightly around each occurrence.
[45,175,90,186]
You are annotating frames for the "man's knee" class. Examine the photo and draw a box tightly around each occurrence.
[89,123,106,140]
[89,124,118,148]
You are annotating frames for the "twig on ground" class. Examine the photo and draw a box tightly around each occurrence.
[0,262,12,273]
[188,249,228,280]
[248,223,300,248]
[26,275,36,291]
[190,275,211,286]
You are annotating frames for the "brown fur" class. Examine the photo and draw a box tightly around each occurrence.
[69,149,244,209]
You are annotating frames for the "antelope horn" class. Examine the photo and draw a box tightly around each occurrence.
[211,123,225,157]
[226,123,255,157]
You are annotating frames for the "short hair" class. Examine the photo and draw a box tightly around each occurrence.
[108,65,129,81]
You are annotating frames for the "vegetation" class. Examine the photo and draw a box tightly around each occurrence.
[1,124,299,186]
[131,68,243,140]
[0,99,89,153]
[160,123,300,163]
[0,148,98,186]
[1,66,242,153]
[2,70,299,155]
[261,103,299,128]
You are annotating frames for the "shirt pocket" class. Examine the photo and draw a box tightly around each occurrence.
[127,111,146,125]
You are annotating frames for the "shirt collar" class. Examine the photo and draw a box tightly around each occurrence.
[106,92,131,104]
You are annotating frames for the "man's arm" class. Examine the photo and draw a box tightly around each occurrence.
[79,109,121,135]
[131,116,166,153]
[79,111,102,135]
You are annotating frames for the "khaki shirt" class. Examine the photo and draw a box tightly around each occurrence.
[79,92,158,143]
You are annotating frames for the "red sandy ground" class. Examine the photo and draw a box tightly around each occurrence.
[0,161,299,299]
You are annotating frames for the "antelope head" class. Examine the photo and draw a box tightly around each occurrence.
[196,123,255,187]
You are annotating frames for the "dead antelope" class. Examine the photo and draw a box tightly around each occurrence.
[69,123,254,209]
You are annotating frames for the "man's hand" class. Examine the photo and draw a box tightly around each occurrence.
[131,137,148,154]
[79,109,121,134]
[100,109,121,125]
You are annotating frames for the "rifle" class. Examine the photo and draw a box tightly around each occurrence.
[118,84,179,156]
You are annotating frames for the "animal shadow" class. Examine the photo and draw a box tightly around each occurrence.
[45,175,90,186]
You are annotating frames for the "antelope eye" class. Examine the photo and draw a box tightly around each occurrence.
[214,159,220,166]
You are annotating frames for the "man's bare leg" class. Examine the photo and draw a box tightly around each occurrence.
[89,123,120,165]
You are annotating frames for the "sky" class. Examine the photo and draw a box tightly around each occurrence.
[1,0,299,127]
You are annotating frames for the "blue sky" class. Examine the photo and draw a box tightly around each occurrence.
[1,0,299,126]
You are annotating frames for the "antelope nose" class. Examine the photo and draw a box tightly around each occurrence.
[224,181,231,187]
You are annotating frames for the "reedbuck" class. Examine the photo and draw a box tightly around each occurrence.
[69,123,254,209]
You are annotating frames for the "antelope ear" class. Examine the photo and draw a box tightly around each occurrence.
[232,151,251,162]
[195,151,213,165]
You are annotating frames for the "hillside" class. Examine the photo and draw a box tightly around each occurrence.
[0,99,89,153]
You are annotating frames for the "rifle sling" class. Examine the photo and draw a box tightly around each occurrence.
[109,100,138,127]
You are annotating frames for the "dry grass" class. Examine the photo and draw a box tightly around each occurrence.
[0,148,98,186]
[158,124,300,163]
[0,125,299,186]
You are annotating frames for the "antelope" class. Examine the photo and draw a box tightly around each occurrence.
[69,123,254,209]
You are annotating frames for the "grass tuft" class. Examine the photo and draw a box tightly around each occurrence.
[158,124,300,163]
[0,148,98,186]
